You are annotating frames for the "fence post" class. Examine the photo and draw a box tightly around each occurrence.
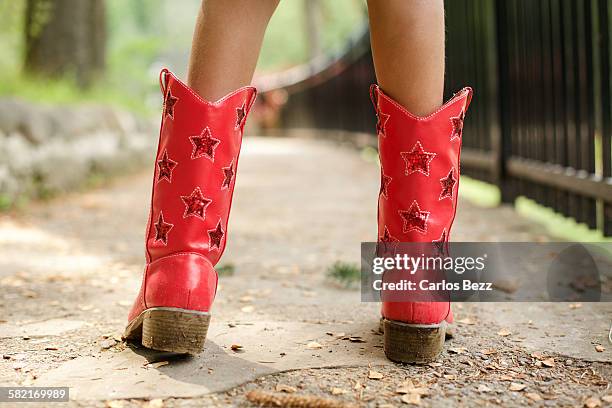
[493,0,514,204]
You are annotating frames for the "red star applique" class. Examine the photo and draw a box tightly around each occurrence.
[164,89,178,120]
[450,111,465,141]
[156,149,177,183]
[154,211,173,245]
[399,200,430,234]
[181,187,212,219]
[432,229,447,256]
[439,168,457,200]
[189,127,220,161]
[380,226,399,243]
[380,171,392,199]
[208,220,225,251]
[221,160,235,190]
[376,111,390,137]
[235,103,246,130]
[400,141,437,176]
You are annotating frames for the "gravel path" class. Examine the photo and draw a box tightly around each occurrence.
[0,136,610,407]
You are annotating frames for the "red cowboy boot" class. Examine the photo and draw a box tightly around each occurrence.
[123,69,257,353]
[371,84,473,363]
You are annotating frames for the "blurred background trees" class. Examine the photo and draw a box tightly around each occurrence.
[0,0,365,112]
[24,0,106,87]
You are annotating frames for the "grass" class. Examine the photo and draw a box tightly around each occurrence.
[459,176,612,242]
[326,260,361,287]
[217,263,236,277]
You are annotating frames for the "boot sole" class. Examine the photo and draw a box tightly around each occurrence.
[380,318,447,364]
[123,307,211,354]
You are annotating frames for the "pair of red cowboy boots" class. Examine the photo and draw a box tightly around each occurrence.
[124,69,472,362]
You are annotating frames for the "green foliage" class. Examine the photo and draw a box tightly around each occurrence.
[326,260,360,287]
[0,0,365,111]
[217,263,236,277]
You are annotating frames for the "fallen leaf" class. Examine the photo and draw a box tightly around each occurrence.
[541,358,555,367]
[230,344,243,351]
[481,349,497,355]
[395,380,415,394]
[306,341,322,350]
[477,384,491,393]
[275,384,296,393]
[497,329,512,337]
[401,393,421,405]
[594,345,605,352]
[149,361,169,369]
[349,337,366,343]
[353,381,362,390]
[531,351,545,359]
[525,393,542,402]
[444,374,456,380]
[569,303,582,309]
[428,362,442,367]
[330,387,346,395]
[457,317,475,325]
[448,347,467,354]
[239,295,254,303]
[368,370,383,380]
[240,305,254,313]
[584,396,601,408]
[509,383,526,392]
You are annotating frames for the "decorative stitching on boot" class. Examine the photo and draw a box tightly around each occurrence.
[181,187,212,220]
[432,229,448,256]
[189,127,220,162]
[235,103,246,130]
[399,200,430,234]
[163,88,178,120]
[380,170,392,199]
[208,220,225,251]
[450,110,465,141]
[156,149,178,183]
[221,159,235,190]
[400,141,437,177]
[439,168,457,201]
[376,111,390,138]
[153,211,173,245]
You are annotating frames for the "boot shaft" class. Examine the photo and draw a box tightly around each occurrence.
[146,69,257,266]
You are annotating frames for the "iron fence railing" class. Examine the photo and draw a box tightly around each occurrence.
[260,0,612,237]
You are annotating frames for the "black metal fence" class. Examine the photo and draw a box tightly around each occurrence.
[260,0,612,237]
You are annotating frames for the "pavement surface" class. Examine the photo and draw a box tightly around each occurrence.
[0,136,610,407]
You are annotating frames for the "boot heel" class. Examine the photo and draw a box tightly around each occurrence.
[382,319,446,364]
[141,307,211,354]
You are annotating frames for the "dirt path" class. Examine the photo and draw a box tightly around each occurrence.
[0,137,610,407]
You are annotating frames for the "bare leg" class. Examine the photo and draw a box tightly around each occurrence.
[367,0,445,116]
[187,0,280,101]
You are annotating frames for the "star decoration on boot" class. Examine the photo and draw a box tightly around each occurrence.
[378,225,399,256]
[450,110,465,141]
[154,211,173,245]
[208,220,225,251]
[439,168,457,200]
[376,111,390,137]
[380,226,399,243]
[380,171,392,199]
[156,149,177,183]
[189,127,220,161]
[400,141,437,176]
[432,229,448,256]
[164,89,178,120]
[221,160,235,190]
[235,103,246,130]
[399,200,430,234]
[181,187,212,220]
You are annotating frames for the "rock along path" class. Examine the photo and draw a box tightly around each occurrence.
[0,137,610,407]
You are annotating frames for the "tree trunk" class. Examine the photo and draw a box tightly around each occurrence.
[24,0,106,88]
